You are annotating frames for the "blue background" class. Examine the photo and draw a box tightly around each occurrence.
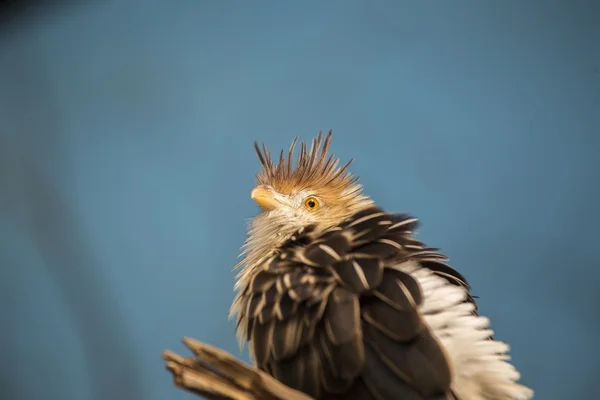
[0,1,598,399]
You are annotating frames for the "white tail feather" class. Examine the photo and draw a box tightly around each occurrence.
[399,261,534,400]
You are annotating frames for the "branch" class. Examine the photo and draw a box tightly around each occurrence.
[163,337,315,400]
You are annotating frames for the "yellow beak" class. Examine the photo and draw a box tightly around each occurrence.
[251,185,279,210]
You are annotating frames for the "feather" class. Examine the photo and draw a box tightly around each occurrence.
[332,257,383,293]
[361,342,453,400]
[230,133,532,399]
[253,130,358,201]
[271,314,304,361]
[233,206,533,400]
[363,322,452,395]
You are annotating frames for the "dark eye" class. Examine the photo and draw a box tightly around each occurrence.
[304,196,320,211]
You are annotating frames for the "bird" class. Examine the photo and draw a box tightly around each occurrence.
[228,131,534,400]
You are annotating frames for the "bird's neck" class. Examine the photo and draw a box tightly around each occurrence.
[235,213,299,283]
[229,196,374,340]
[234,196,374,290]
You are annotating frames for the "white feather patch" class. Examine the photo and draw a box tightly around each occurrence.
[397,261,534,400]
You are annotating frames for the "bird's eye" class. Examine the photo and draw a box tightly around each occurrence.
[304,196,320,211]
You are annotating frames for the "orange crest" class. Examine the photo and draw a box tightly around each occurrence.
[254,131,360,200]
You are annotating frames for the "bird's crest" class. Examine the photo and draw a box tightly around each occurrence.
[254,131,359,198]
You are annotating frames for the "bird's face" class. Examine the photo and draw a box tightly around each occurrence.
[244,131,373,253]
[250,184,363,232]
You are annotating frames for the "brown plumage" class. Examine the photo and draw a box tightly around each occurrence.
[254,133,360,204]
[229,131,534,400]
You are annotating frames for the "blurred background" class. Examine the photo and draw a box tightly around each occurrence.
[0,1,598,399]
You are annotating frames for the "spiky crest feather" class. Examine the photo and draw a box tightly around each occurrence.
[228,132,533,400]
[254,131,361,202]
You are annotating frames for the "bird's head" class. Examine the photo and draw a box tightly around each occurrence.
[231,131,373,328]
[242,131,373,263]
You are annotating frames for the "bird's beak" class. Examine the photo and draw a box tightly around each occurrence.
[251,185,279,210]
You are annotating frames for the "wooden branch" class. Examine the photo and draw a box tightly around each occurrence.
[163,337,315,400]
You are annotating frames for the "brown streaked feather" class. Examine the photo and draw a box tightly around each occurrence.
[237,207,476,399]
[361,341,456,400]
[332,258,383,293]
[363,324,452,396]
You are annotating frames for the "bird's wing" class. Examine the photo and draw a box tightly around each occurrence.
[238,207,466,399]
